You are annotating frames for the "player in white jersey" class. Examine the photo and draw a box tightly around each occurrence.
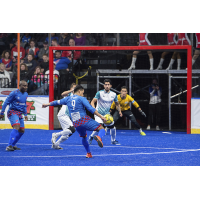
[88,79,122,145]
[51,83,76,149]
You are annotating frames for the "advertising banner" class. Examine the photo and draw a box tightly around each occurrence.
[191,98,200,134]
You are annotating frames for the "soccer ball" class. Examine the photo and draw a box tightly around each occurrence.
[104,114,114,125]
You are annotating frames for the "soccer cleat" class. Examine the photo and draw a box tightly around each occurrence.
[86,152,93,158]
[13,146,21,150]
[6,145,14,151]
[88,135,93,144]
[156,126,160,130]
[93,135,103,148]
[146,125,150,130]
[51,133,58,145]
[140,131,146,136]
[51,144,63,150]
[111,140,121,145]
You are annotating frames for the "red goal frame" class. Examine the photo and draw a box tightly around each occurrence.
[49,45,192,133]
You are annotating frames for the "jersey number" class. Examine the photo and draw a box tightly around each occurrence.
[72,100,75,110]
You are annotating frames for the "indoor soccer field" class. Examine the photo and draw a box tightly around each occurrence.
[0,129,200,166]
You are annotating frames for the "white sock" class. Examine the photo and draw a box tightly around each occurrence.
[149,58,154,68]
[110,127,116,142]
[55,135,68,145]
[177,59,181,69]
[131,57,137,66]
[55,129,72,145]
[168,59,175,68]
[192,59,196,65]
[139,128,142,133]
[158,58,164,67]
[90,131,97,137]
[56,129,71,137]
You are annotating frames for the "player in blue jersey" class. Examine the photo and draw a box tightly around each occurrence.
[0,80,28,151]
[42,85,107,158]
[88,79,122,145]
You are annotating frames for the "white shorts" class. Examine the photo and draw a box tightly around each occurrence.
[94,115,114,127]
[58,115,73,130]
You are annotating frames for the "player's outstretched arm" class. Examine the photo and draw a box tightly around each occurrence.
[42,98,69,108]
[91,98,97,108]
[137,107,146,117]
[94,110,107,122]
[115,101,123,117]
[61,88,74,97]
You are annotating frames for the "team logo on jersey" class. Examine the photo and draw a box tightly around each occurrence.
[26,101,36,121]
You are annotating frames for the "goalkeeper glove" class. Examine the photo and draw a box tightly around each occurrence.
[138,109,146,117]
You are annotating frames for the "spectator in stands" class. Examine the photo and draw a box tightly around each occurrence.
[24,53,38,73]
[31,66,44,88]
[0,63,11,88]
[147,78,162,130]
[38,41,49,60]
[46,33,59,43]
[8,33,17,49]
[21,33,32,48]
[62,39,81,62]
[54,50,71,71]
[0,50,12,72]
[40,54,49,74]
[11,40,25,62]
[58,33,72,46]
[85,33,97,45]
[52,38,60,47]
[26,40,40,59]
[20,63,29,82]
[45,62,59,83]
[74,33,86,46]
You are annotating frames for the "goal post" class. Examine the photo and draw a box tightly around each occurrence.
[49,45,192,133]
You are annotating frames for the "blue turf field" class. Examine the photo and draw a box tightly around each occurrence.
[0,129,200,166]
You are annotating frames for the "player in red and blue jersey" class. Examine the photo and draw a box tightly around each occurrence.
[42,85,107,158]
[0,81,28,151]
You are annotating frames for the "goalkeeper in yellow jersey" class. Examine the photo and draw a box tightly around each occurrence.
[110,86,146,136]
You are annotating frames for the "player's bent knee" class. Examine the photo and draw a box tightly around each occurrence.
[68,126,75,133]
[96,125,104,131]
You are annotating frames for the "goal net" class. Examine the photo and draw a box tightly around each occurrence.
[48,45,194,134]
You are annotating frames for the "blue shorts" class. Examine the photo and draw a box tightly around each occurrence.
[73,116,101,137]
[7,110,24,128]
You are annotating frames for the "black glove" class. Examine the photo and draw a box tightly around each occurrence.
[138,109,146,118]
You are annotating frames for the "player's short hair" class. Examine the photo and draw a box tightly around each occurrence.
[74,85,84,93]
[104,79,112,85]
[19,80,27,85]
[121,86,127,91]
[70,83,76,89]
